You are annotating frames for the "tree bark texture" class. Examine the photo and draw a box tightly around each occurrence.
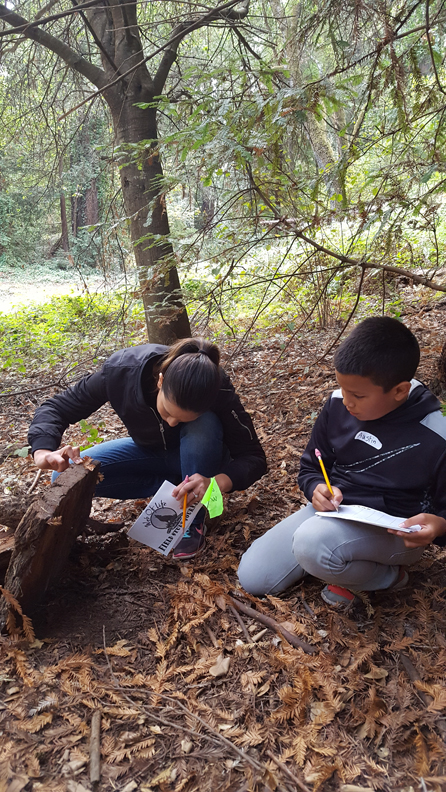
[59,153,70,251]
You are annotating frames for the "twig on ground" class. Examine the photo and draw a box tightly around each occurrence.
[229,596,316,655]
[298,592,317,621]
[89,709,101,784]
[229,603,252,643]
[205,624,220,648]
[251,628,268,642]
[27,470,41,495]
[266,749,312,792]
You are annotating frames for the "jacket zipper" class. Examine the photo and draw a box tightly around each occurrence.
[232,410,253,440]
[150,407,167,450]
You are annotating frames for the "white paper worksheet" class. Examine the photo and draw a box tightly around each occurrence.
[315,504,422,533]
[128,480,203,555]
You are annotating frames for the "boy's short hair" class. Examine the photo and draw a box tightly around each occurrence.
[334,317,420,392]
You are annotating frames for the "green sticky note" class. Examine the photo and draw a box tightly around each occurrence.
[201,477,224,518]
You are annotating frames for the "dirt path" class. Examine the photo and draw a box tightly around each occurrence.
[0,264,127,313]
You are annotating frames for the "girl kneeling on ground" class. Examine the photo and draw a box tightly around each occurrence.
[29,338,267,559]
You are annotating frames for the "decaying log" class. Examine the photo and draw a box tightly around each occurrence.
[0,495,122,536]
[86,516,125,534]
[0,494,32,531]
[0,531,15,573]
[0,461,100,628]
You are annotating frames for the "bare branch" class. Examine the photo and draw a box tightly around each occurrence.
[71,0,120,76]
[57,0,250,119]
[0,3,107,89]
[153,0,250,94]
[0,0,103,37]
[246,167,446,295]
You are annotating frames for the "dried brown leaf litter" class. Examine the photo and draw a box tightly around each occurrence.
[1,305,446,791]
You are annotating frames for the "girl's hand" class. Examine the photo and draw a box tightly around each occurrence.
[312,483,343,512]
[388,513,446,548]
[172,474,210,506]
[33,446,82,472]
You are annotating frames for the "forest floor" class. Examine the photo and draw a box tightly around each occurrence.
[1,295,446,792]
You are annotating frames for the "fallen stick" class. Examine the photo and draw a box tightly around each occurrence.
[229,603,252,643]
[27,469,42,495]
[298,592,317,621]
[229,597,316,655]
[205,624,220,649]
[89,709,101,784]
[266,749,311,792]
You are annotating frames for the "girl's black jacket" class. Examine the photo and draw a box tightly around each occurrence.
[28,344,267,492]
[298,380,446,546]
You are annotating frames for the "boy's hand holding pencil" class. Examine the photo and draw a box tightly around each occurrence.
[312,483,343,512]
[312,449,343,512]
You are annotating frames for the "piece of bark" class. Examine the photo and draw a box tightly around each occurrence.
[89,709,101,784]
[0,461,100,628]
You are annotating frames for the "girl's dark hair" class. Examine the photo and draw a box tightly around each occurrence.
[158,338,221,413]
[334,317,420,392]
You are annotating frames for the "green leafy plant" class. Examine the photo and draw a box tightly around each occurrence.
[14,446,31,457]
[78,419,105,451]
[0,292,146,384]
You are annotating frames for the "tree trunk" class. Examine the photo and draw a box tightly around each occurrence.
[269,0,345,203]
[108,98,191,343]
[59,155,70,251]
[85,178,99,226]
[195,185,215,231]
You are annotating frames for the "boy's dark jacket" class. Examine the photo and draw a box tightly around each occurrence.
[298,381,446,546]
[28,344,267,492]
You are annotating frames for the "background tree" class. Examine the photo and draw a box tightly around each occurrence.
[0,0,250,342]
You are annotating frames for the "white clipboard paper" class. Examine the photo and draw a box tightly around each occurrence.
[128,480,203,556]
[315,504,422,533]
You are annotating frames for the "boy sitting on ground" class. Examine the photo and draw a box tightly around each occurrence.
[238,317,446,607]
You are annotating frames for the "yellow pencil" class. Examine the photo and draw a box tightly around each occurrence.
[182,475,189,529]
[315,448,338,510]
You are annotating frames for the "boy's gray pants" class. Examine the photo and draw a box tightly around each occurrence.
[238,504,425,596]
